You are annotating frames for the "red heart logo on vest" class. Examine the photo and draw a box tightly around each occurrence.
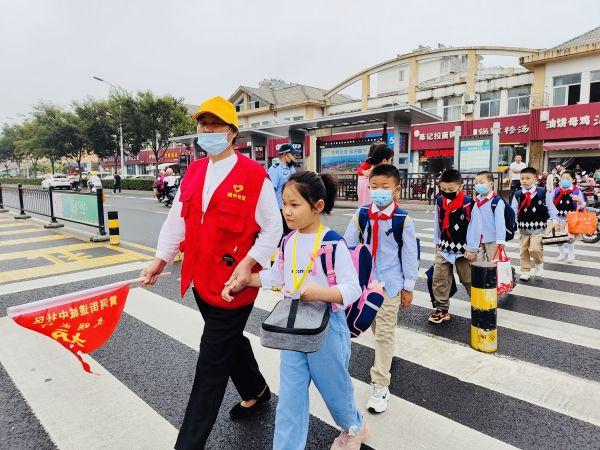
[233,185,244,193]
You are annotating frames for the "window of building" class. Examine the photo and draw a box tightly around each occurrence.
[420,99,438,115]
[292,116,304,121]
[443,97,461,121]
[234,99,244,112]
[249,98,263,110]
[261,121,270,125]
[399,70,405,82]
[250,122,260,127]
[590,70,600,103]
[507,86,531,115]
[479,91,501,117]
[553,73,581,106]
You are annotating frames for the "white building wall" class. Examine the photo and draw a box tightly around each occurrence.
[418,58,444,84]
[326,101,362,115]
[377,64,410,95]
[276,107,307,122]
[544,54,600,104]
[247,112,276,126]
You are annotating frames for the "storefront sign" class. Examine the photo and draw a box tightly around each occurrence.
[531,103,600,141]
[458,137,492,173]
[423,149,454,158]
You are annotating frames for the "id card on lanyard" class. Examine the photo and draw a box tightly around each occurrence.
[290,223,324,299]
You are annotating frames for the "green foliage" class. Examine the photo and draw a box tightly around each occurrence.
[0,177,42,186]
[101,178,153,191]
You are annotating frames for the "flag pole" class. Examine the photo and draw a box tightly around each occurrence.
[6,272,171,318]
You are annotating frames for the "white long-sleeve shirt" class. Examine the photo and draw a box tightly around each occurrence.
[475,192,506,245]
[259,227,362,307]
[155,153,283,268]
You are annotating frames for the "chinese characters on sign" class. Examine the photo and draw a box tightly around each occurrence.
[545,115,600,129]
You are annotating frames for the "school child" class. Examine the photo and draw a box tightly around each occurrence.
[222,171,368,450]
[473,171,507,261]
[549,170,586,263]
[343,164,418,414]
[431,169,482,324]
[357,143,394,207]
[511,167,559,280]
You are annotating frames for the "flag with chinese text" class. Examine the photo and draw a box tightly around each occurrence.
[7,282,131,374]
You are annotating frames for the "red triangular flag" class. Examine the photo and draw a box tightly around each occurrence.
[7,281,132,374]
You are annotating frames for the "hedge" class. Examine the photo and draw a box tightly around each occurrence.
[0,177,153,191]
[101,179,154,191]
[0,177,42,186]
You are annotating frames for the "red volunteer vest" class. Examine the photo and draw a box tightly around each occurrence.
[178,152,267,308]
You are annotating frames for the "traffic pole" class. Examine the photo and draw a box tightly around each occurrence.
[470,261,497,353]
[107,211,120,245]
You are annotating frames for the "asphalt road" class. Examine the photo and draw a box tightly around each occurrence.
[1,194,600,449]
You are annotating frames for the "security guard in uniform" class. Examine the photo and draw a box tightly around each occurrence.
[268,143,302,236]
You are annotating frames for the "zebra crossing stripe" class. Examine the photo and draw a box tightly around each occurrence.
[124,288,515,450]
[0,317,178,450]
[410,291,600,351]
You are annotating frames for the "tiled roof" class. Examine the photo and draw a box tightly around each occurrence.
[551,26,600,50]
[238,83,352,106]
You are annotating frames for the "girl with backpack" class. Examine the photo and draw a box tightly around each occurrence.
[222,171,368,450]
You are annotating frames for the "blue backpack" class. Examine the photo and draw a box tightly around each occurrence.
[490,196,517,242]
[354,205,421,266]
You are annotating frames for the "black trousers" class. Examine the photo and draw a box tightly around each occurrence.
[113,184,121,193]
[509,180,521,202]
[175,289,266,450]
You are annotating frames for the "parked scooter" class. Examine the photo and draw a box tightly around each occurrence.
[163,179,180,208]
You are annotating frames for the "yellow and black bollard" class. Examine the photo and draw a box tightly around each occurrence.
[470,262,497,353]
[107,211,120,246]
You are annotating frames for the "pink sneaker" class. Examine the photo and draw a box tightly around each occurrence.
[330,423,369,450]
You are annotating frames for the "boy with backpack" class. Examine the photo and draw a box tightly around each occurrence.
[473,171,516,260]
[511,167,558,280]
[343,164,419,414]
[430,169,482,324]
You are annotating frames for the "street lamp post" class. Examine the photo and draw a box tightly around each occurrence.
[93,76,126,178]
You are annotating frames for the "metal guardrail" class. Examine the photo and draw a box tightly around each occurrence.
[334,172,509,203]
[0,183,109,242]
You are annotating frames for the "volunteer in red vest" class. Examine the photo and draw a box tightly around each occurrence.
[141,96,282,450]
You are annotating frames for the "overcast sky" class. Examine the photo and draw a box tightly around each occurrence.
[1,0,599,124]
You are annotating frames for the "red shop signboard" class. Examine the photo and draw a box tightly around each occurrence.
[530,103,600,141]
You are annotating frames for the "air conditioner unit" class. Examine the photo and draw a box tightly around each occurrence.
[463,93,476,103]
[461,104,474,114]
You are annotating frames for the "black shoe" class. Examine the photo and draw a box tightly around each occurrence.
[229,386,271,421]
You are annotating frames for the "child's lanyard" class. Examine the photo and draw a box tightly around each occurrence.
[291,223,324,298]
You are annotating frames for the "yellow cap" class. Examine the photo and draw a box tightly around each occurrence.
[192,96,239,129]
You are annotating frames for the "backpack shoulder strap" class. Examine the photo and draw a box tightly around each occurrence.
[278,231,296,269]
[391,206,409,262]
[320,230,343,288]
[356,206,371,244]
[490,194,501,213]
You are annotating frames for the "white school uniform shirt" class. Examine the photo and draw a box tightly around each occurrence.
[259,227,362,308]
[155,153,283,267]
[343,203,419,297]
[548,188,586,223]
[475,192,506,245]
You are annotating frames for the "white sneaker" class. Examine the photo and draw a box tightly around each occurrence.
[566,254,575,264]
[534,264,544,278]
[330,423,370,450]
[519,271,531,281]
[367,383,390,413]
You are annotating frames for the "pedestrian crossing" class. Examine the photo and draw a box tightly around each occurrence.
[1,215,600,449]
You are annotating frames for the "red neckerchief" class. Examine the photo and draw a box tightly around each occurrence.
[518,190,534,215]
[553,188,573,206]
[441,191,466,236]
[368,205,393,261]
[475,192,496,209]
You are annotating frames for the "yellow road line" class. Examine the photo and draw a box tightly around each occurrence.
[0,222,38,229]
[0,228,42,236]
[0,253,142,284]
[0,234,68,247]
[0,243,105,262]
[120,241,157,253]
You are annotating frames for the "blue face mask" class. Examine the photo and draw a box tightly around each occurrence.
[370,189,394,207]
[475,183,490,195]
[561,179,573,189]
[197,131,230,155]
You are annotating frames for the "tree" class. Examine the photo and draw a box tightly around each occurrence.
[74,98,120,170]
[122,91,195,175]
[0,124,22,176]
[13,120,51,177]
[30,103,69,174]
